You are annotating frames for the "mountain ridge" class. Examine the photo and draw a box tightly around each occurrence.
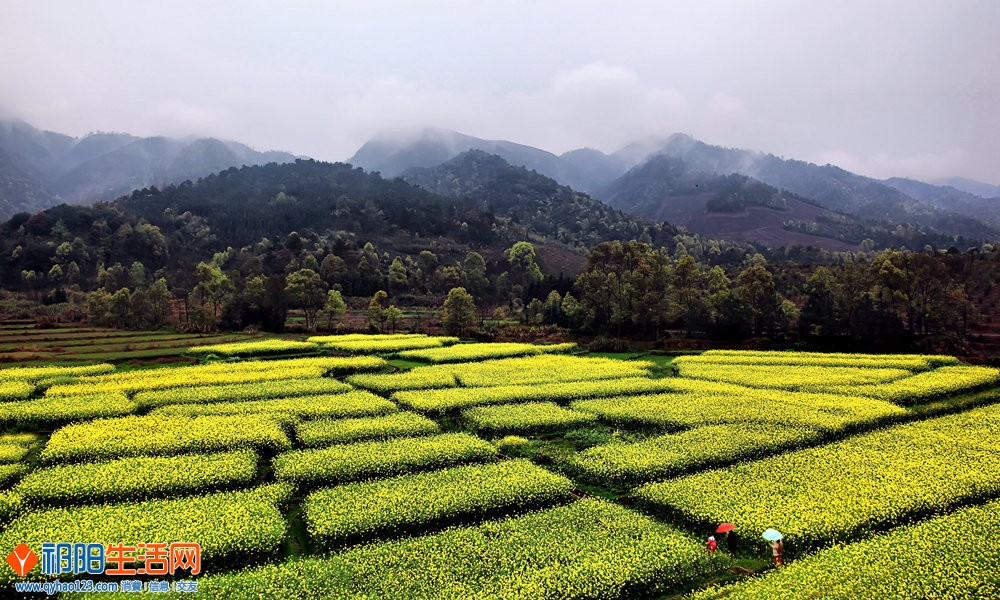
[0,118,299,219]
[354,128,998,245]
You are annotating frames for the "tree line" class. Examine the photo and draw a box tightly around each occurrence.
[31,235,989,358]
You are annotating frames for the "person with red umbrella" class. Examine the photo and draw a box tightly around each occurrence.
[716,523,735,553]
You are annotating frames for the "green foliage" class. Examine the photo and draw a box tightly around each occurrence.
[0,485,292,585]
[296,412,440,447]
[134,377,353,408]
[368,290,389,332]
[285,268,327,330]
[176,499,722,599]
[191,261,234,328]
[320,289,346,331]
[150,390,397,420]
[463,402,597,434]
[41,414,291,463]
[15,450,258,505]
[303,460,573,546]
[0,393,136,426]
[690,500,1000,599]
[442,287,476,336]
[575,240,672,337]
[272,433,498,486]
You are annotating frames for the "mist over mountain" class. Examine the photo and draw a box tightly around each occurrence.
[931,177,1000,200]
[884,178,1000,229]
[3,115,997,253]
[402,149,675,250]
[351,128,1000,244]
[635,134,998,240]
[602,155,972,251]
[349,128,625,195]
[0,119,298,219]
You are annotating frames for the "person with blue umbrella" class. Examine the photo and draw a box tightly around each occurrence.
[762,529,784,566]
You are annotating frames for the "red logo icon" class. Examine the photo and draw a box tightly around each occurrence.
[6,544,38,577]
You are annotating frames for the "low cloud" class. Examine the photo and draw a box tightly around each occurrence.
[503,63,691,153]
[146,100,223,139]
[811,149,968,182]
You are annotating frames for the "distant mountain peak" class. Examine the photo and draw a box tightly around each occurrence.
[0,118,298,218]
[930,177,1000,199]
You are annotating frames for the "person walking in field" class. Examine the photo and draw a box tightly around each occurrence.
[706,535,717,554]
[770,538,783,566]
[762,528,784,566]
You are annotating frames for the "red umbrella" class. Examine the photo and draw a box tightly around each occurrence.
[716,523,734,533]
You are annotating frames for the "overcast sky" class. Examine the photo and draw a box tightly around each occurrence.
[2,0,997,184]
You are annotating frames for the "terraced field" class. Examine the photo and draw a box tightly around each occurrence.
[0,339,997,598]
[0,323,263,364]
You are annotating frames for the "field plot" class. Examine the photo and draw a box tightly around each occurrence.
[636,402,1000,549]
[397,341,577,363]
[349,354,655,393]
[0,485,292,585]
[574,423,819,486]
[673,362,914,391]
[273,433,498,486]
[149,390,397,419]
[187,339,321,358]
[44,356,384,396]
[41,414,292,463]
[295,412,440,446]
[125,499,720,599]
[304,459,574,546]
[0,323,262,364]
[134,377,353,408]
[0,340,996,599]
[0,433,37,489]
[690,499,1000,599]
[0,433,37,464]
[393,376,679,413]
[0,392,136,426]
[14,449,258,505]
[463,401,597,434]
[571,385,906,433]
[307,334,459,354]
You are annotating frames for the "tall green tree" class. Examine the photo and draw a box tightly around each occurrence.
[504,241,543,298]
[462,251,489,297]
[146,278,172,327]
[669,254,705,336]
[443,287,476,336]
[321,289,347,331]
[735,258,779,336]
[384,305,405,333]
[388,258,408,294]
[191,261,234,327]
[319,254,348,288]
[108,288,133,328]
[575,241,670,338]
[542,290,563,325]
[417,251,439,292]
[800,267,838,336]
[285,268,327,331]
[356,243,384,295]
[368,290,389,332]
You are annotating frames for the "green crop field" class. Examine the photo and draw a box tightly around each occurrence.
[0,340,997,598]
[0,323,276,365]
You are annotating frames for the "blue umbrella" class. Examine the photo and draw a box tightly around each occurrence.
[762,528,783,541]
